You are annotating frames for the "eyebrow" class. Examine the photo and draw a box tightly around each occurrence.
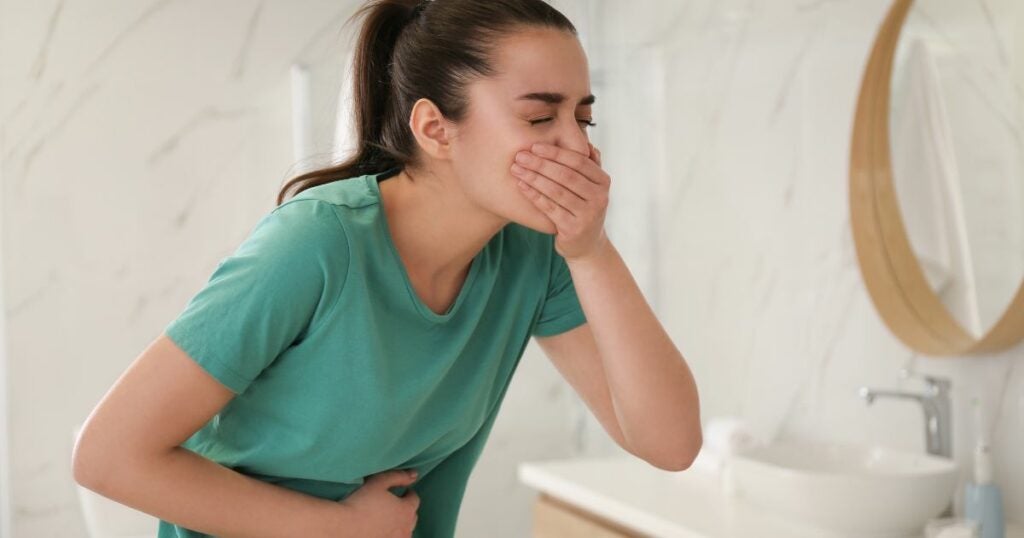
[516,92,596,106]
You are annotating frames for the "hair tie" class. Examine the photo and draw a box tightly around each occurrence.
[411,0,431,18]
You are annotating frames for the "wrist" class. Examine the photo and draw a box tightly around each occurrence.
[565,234,615,268]
[312,499,360,538]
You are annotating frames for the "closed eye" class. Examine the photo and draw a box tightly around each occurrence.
[530,117,597,128]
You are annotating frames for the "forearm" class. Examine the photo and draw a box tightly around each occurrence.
[81,446,352,538]
[566,238,702,469]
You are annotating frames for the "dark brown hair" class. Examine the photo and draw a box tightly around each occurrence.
[276,0,577,206]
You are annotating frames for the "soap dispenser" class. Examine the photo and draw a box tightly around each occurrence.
[963,396,1004,538]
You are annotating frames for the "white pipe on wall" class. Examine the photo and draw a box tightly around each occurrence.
[0,143,10,538]
[291,63,314,167]
[332,48,358,162]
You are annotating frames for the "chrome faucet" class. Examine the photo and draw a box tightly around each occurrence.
[858,368,954,517]
[857,368,953,459]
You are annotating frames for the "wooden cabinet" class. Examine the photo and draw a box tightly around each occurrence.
[530,492,649,538]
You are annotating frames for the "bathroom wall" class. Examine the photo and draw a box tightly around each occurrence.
[2,0,1022,537]
[0,0,596,536]
[0,27,11,532]
[582,0,1024,523]
[1018,1,1024,94]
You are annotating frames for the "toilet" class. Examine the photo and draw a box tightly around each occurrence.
[72,423,159,538]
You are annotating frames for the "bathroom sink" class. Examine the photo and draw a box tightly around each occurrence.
[727,439,958,537]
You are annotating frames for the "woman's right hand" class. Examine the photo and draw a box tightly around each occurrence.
[333,468,421,537]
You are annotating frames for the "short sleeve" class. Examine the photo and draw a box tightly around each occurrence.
[531,236,588,337]
[163,199,349,395]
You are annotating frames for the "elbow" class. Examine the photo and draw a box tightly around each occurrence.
[72,441,98,490]
[71,426,109,492]
[642,429,703,472]
[648,450,697,473]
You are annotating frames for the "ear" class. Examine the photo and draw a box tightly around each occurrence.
[408,98,454,160]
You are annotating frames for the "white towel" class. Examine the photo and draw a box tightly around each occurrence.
[686,417,759,498]
[704,416,757,456]
[689,416,758,477]
[936,528,978,538]
[925,517,979,538]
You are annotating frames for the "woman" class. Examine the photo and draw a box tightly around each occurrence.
[71,0,702,536]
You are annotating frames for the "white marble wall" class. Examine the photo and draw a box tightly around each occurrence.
[2,0,1023,537]
[0,57,11,536]
[579,0,1024,525]
[0,0,594,536]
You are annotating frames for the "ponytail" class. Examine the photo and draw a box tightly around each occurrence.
[276,0,576,206]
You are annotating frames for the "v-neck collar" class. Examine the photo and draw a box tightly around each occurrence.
[366,169,486,323]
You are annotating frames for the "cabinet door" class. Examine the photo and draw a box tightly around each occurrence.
[531,492,648,538]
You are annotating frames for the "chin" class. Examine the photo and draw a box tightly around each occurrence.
[509,210,558,235]
[491,182,558,234]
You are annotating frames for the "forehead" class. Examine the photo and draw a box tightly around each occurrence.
[482,26,592,103]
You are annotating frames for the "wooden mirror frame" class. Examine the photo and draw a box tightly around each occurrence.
[849,0,1024,356]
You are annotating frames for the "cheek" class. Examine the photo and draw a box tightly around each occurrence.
[466,127,533,175]
[457,117,539,187]
[505,133,545,173]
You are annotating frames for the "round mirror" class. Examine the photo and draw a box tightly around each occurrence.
[850,0,1024,355]
[892,0,1024,338]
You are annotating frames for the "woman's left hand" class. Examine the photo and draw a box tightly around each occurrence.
[511,141,611,261]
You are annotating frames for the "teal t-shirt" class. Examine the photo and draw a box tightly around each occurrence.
[157,167,587,537]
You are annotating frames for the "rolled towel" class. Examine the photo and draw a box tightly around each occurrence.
[925,517,980,538]
[704,416,757,456]
[690,444,724,474]
[936,525,979,538]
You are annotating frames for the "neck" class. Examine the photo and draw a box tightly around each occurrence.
[378,166,508,284]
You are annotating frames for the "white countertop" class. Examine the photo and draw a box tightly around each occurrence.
[517,454,1023,538]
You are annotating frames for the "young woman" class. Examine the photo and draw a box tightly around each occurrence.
[71,1,702,536]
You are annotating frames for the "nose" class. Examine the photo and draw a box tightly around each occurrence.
[546,116,591,157]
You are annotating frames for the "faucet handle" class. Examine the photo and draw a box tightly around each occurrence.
[898,368,951,393]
